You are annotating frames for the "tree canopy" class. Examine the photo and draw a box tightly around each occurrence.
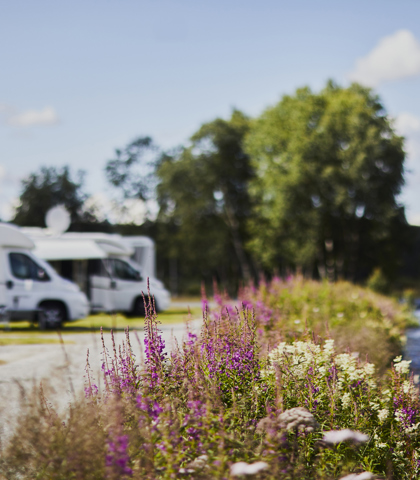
[245,82,406,280]
[157,109,254,284]
[12,166,93,227]
[105,136,158,201]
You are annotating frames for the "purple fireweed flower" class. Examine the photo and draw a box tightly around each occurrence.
[84,384,98,398]
[136,394,163,422]
[106,434,132,477]
[143,282,167,387]
[199,305,260,404]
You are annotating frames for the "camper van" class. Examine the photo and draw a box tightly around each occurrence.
[0,223,89,328]
[22,230,171,315]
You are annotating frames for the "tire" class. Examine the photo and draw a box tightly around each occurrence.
[38,301,66,329]
[130,297,146,318]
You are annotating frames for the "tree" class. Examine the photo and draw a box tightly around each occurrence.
[157,110,254,285]
[245,81,406,280]
[12,166,94,227]
[105,136,158,201]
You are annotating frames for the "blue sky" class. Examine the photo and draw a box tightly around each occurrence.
[2,0,420,224]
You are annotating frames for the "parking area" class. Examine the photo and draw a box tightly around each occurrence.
[0,304,203,437]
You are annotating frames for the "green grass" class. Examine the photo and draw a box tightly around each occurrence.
[0,336,74,345]
[0,306,202,334]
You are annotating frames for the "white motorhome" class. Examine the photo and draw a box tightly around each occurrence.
[0,223,89,328]
[23,230,171,315]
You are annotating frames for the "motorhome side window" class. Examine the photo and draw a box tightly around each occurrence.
[109,259,141,281]
[9,253,50,281]
[88,259,109,277]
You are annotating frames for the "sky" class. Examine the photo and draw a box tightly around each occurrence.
[2,0,420,224]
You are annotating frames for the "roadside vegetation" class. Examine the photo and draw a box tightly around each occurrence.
[0,279,418,479]
[239,277,415,373]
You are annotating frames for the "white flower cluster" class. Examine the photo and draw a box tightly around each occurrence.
[264,341,324,379]
[393,356,411,375]
[377,408,389,422]
[277,407,319,433]
[323,429,369,445]
[264,339,376,392]
[179,455,208,474]
[335,353,376,389]
[256,407,319,436]
[341,392,352,408]
[339,472,373,480]
[230,461,268,476]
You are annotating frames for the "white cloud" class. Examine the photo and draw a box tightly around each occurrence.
[349,30,420,87]
[6,106,59,127]
[394,112,420,226]
[395,112,420,135]
[394,112,420,162]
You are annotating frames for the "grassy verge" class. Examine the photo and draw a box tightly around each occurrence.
[0,306,202,334]
[0,337,74,346]
[240,277,417,373]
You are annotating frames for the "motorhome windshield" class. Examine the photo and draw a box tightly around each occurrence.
[107,258,141,281]
[9,253,50,281]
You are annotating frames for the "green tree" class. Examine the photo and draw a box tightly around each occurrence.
[12,166,94,227]
[105,136,158,201]
[157,110,254,284]
[245,81,406,280]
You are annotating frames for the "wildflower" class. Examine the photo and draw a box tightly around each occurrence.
[339,473,374,480]
[394,358,411,375]
[277,407,319,432]
[322,429,369,444]
[378,408,389,422]
[364,363,375,375]
[230,461,268,476]
[179,455,208,474]
[105,434,132,477]
[341,392,351,408]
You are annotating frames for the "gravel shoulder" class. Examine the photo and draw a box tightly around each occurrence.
[0,320,200,437]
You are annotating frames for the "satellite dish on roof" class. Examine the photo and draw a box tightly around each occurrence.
[45,205,71,234]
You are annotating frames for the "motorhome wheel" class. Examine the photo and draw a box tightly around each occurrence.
[38,301,66,329]
[131,297,146,318]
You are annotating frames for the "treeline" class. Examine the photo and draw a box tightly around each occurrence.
[11,81,418,294]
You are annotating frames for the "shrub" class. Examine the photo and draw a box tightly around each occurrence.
[239,277,414,373]
[0,283,418,479]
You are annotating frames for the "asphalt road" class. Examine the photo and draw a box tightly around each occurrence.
[0,320,201,439]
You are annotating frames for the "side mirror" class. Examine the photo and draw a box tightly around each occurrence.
[6,280,14,290]
[110,280,117,290]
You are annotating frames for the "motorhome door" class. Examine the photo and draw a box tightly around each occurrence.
[107,258,143,312]
[87,259,114,312]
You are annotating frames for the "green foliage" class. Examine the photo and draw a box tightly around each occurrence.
[156,110,254,286]
[105,136,158,201]
[12,166,93,227]
[241,277,414,372]
[245,81,406,280]
[366,268,390,294]
[1,297,419,479]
